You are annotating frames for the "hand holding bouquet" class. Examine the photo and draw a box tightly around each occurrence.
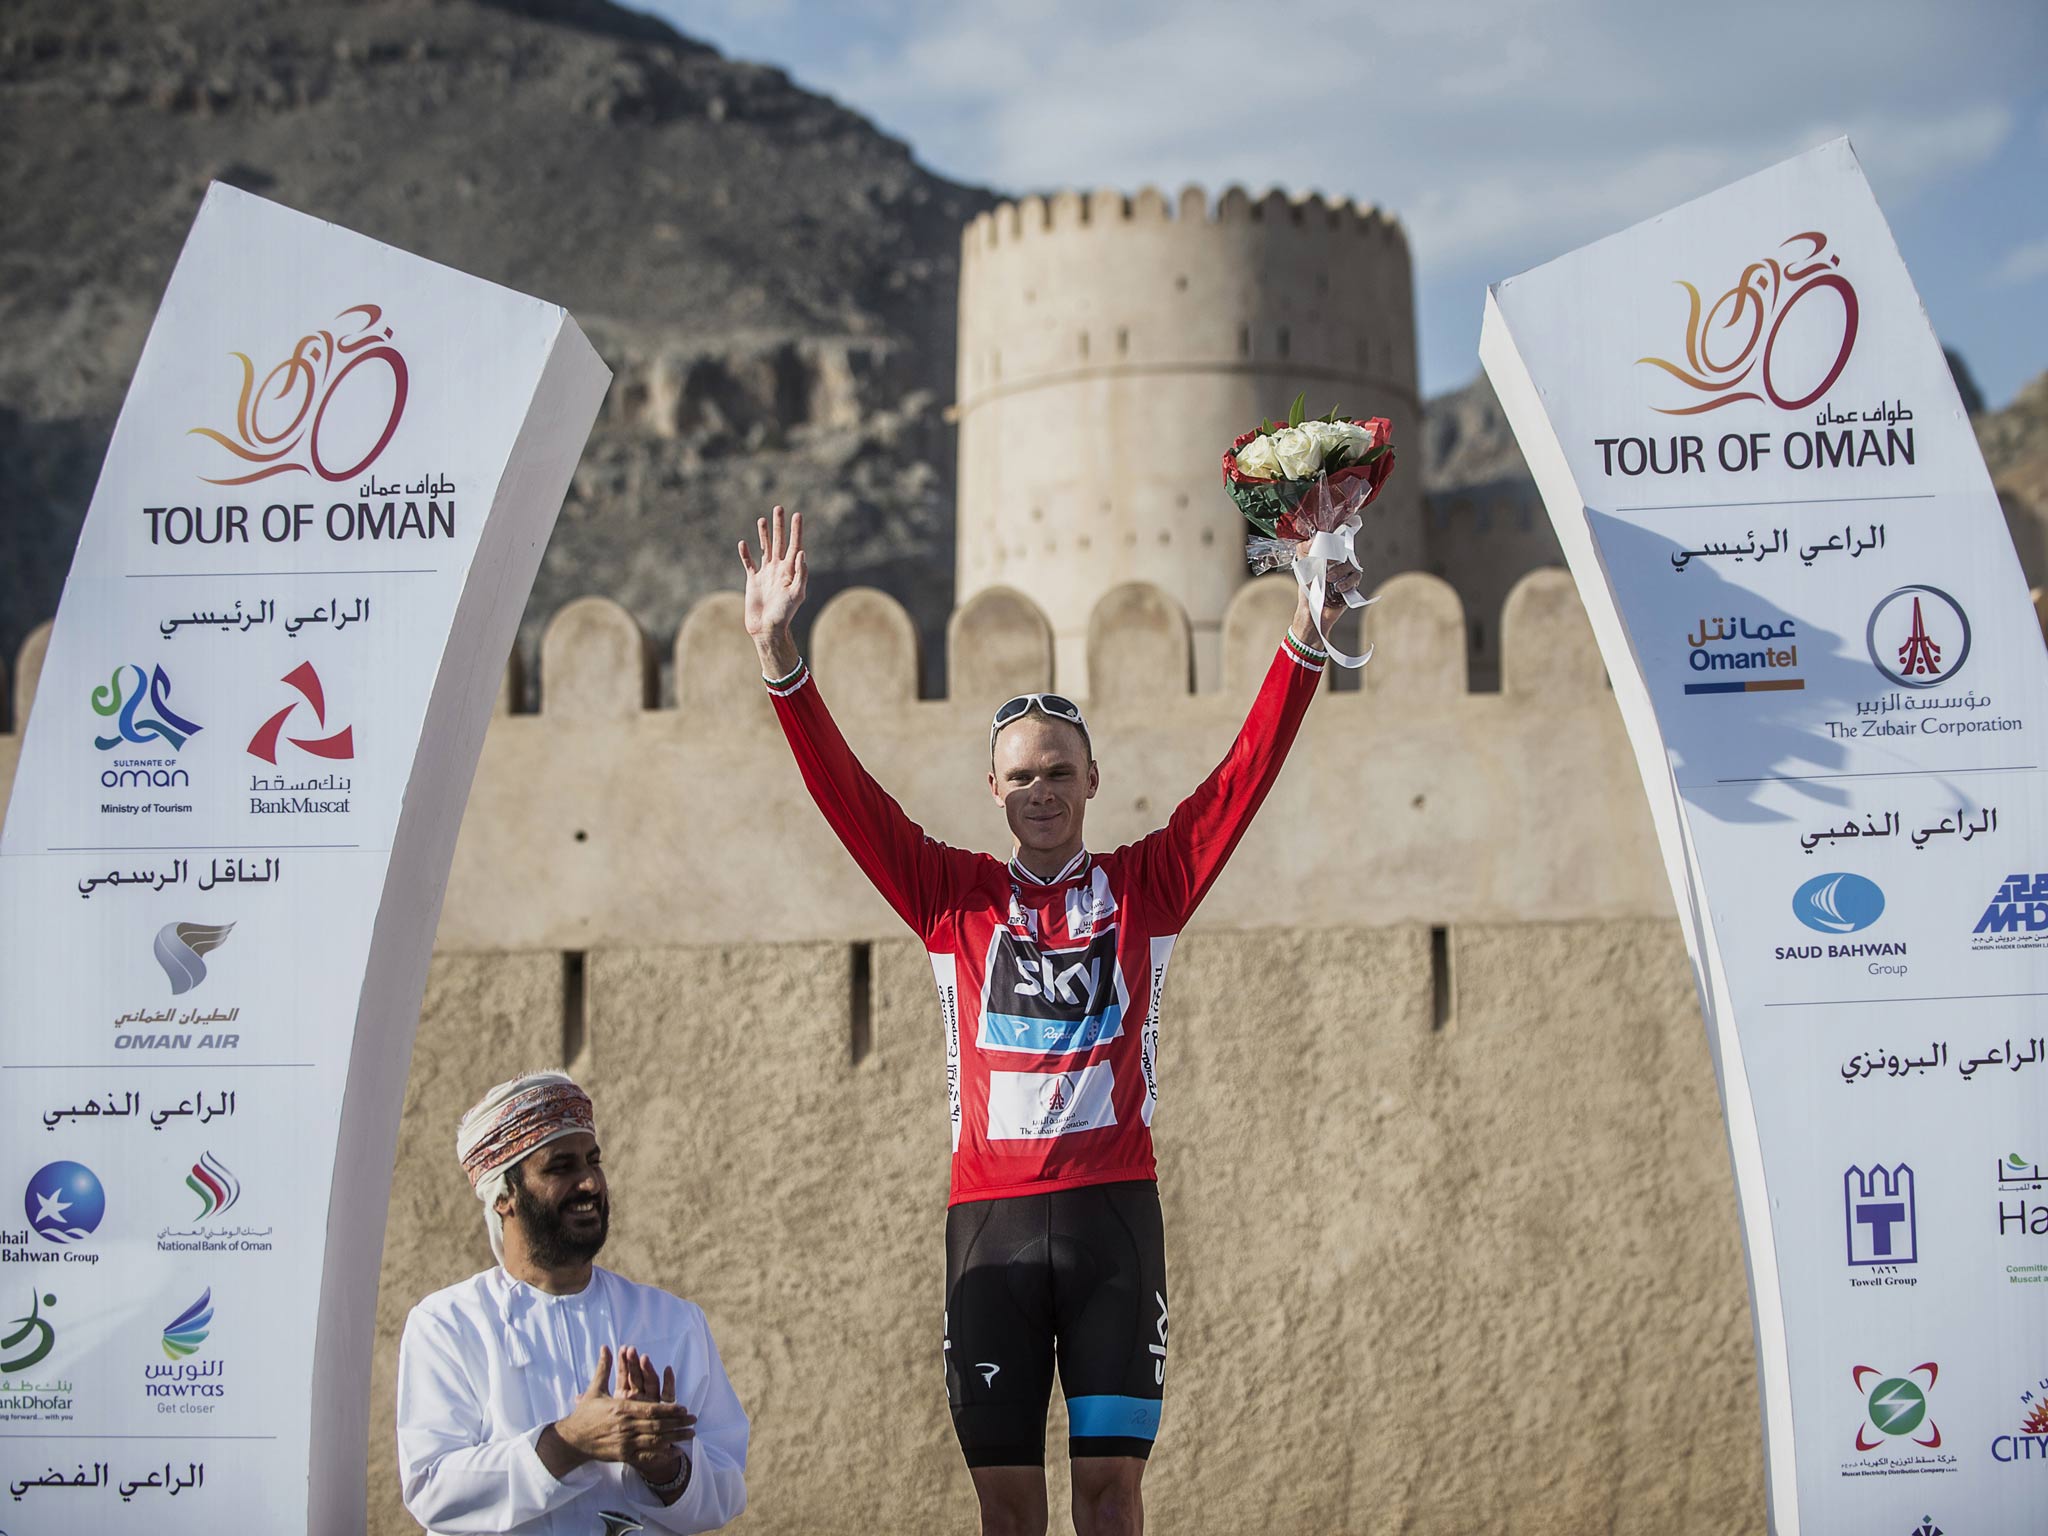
[1222,395,1396,667]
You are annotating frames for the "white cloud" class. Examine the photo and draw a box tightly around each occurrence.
[1994,236,2048,287]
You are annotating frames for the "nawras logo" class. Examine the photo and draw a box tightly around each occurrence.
[1992,1373,2048,1464]
[154,921,234,996]
[1638,231,1858,415]
[160,1290,212,1360]
[24,1163,104,1245]
[1794,873,1885,934]
[1973,874,2048,951]
[247,662,353,763]
[189,304,408,485]
[185,1154,241,1221]
[1867,586,1970,690]
[1845,1163,1917,1267]
[0,1292,57,1374]
[91,664,200,752]
[1854,1362,1943,1451]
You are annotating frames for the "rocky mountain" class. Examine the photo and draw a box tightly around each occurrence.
[0,0,995,700]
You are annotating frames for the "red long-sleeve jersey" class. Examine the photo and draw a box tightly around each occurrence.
[768,637,1326,1205]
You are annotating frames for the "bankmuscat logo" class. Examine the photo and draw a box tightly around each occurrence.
[188,304,408,485]
[247,662,353,763]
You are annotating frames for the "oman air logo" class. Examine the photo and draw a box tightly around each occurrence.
[1794,873,1885,935]
[161,1290,212,1361]
[0,1293,57,1375]
[598,1514,646,1536]
[1868,586,1970,690]
[188,303,408,485]
[1854,1362,1943,1451]
[1845,1164,1917,1266]
[185,1154,241,1222]
[248,662,353,763]
[91,664,200,751]
[24,1162,105,1245]
[154,921,234,996]
[1638,231,1857,415]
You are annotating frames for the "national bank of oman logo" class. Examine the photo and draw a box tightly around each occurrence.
[161,1290,213,1361]
[188,303,408,485]
[186,1154,241,1221]
[1854,1361,1943,1451]
[155,921,235,996]
[1638,231,1858,414]
[91,663,201,751]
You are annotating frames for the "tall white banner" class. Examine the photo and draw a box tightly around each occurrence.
[0,186,609,1531]
[1483,139,2048,1535]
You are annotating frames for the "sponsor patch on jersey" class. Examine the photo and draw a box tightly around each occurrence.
[986,1062,1118,1141]
[979,926,1127,1055]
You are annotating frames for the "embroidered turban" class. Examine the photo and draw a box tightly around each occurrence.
[455,1072,596,1261]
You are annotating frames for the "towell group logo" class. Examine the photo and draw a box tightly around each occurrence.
[188,304,408,485]
[1638,231,1857,415]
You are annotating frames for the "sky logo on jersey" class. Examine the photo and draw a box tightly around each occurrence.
[1845,1163,1917,1267]
[987,1063,1117,1141]
[1795,873,1884,934]
[980,928,1127,1056]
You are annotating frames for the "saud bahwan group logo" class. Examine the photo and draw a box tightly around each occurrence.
[188,303,408,485]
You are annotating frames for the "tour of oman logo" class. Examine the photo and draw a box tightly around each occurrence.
[1853,1361,1943,1450]
[154,921,234,996]
[161,1290,213,1360]
[91,663,201,751]
[247,662,353,763]
[188,303,408,485]
[185,1154,241,1222]
[1638,231,1858,414]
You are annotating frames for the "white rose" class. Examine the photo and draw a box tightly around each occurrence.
[1321,420,1372,464]
[1298,419,1353,466]
[1269,425,1322,479]
[1233,433,1283,480]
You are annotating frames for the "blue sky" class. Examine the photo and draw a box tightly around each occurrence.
[630,0,2046,408]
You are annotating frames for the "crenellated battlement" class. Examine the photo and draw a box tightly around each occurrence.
[965,184,1406,257]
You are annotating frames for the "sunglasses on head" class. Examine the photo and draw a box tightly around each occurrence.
[990,692,1088,750]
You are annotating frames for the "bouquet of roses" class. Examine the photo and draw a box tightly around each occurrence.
[1222,395,1396,666]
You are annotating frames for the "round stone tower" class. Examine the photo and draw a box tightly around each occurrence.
[955,184,1424,692]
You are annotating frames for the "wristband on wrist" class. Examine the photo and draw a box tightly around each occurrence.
[1284,628,1328,665]
[645,1451,691,1496]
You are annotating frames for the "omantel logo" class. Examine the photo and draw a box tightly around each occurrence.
[1639,231,1858,415]
[1867,586,1971,690]
[248,662,353,763]
[188,303,408,485]
[1854,1361,1943,1451]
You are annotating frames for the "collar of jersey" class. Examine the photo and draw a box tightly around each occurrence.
[1008,848,1091,886]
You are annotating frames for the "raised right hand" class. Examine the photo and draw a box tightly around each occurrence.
[554,1346,698,1467]
[738,504,808,644]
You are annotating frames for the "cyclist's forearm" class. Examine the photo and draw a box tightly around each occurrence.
[753,623,801,680]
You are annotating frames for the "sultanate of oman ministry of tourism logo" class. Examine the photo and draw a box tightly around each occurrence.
[187,303,409,485]
[1637,231,1859,415]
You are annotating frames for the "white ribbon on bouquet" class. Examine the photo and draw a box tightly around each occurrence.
[1290,510,1376,668]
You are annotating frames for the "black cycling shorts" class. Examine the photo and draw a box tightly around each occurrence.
[943,1179,1168,1467]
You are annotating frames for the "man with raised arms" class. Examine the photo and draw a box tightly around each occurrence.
[739,506,1341,1536]
[396,1071,749,1534]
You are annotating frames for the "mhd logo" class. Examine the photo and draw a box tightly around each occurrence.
[1973,874,2048,951]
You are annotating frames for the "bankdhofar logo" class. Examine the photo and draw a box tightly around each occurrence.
[185,1154,240,1221]
[1638,231,1858,415]
[1853,1362,1942,1450]
[247,661,353,764]
[1793,873,1884,934]
[24,1163,104,1245]
[161,1290,212,1361]
[154,921,235,996]
[1867,586,1970,690]
[1845,1163,1917,1266]
[91,663,201,751]
[0,1292,57,1374]
[188,303,408,485]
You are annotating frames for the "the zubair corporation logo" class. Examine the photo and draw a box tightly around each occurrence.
[1638,231,1857,415]
[154,921,234,996]
[146,1289,225,1414]
[1990,1373,2048,1464]
[1867,586,1970,690]
[1972,874,2048,952]
[189,304,408,485]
